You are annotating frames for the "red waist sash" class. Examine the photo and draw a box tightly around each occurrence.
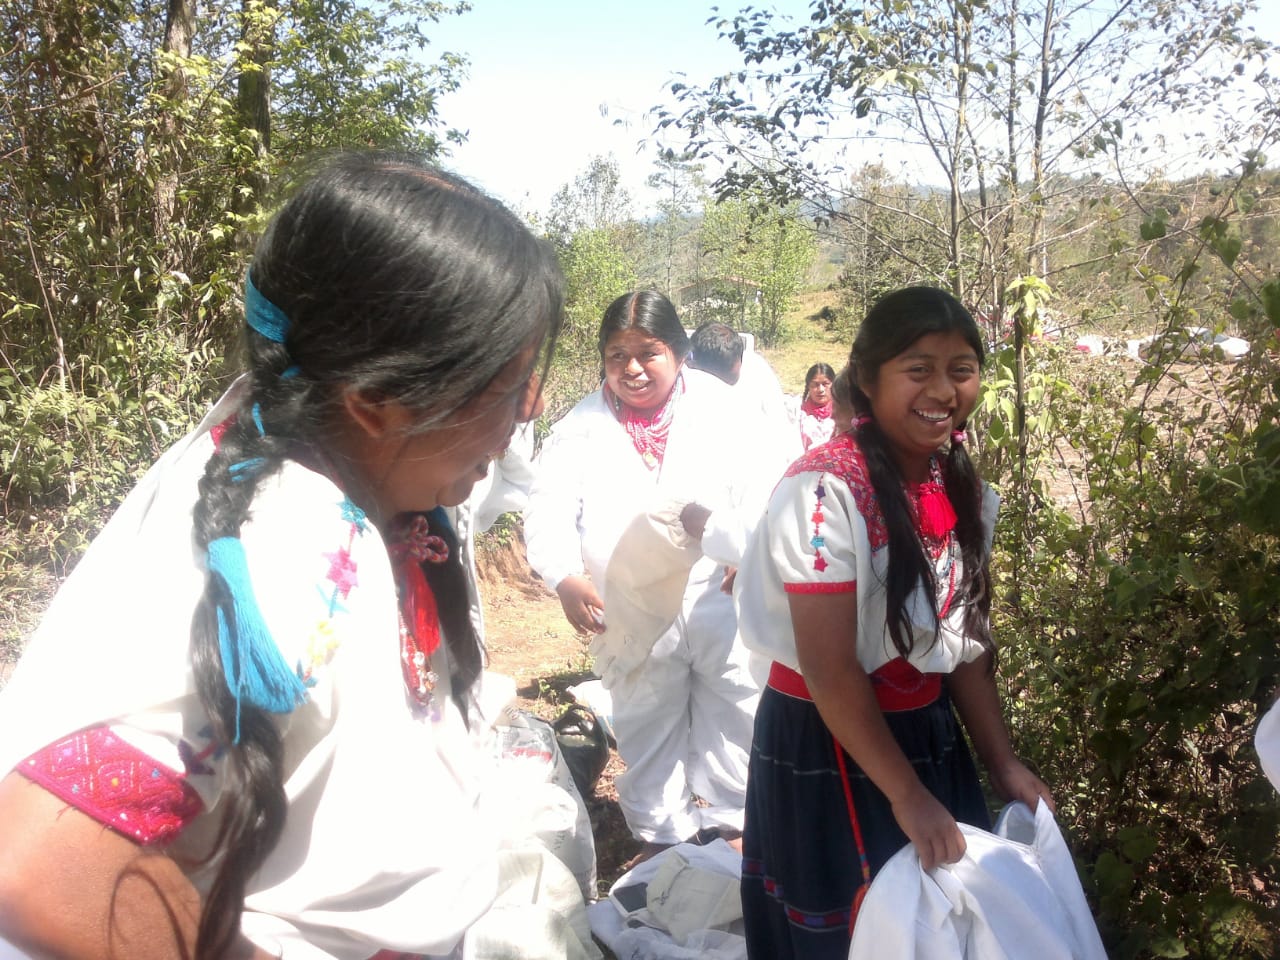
[768,658,941,712]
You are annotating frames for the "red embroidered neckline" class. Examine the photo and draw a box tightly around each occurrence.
[801,397,833,420]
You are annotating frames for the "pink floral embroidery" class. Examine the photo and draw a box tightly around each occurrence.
[323,546,358,599]
[319,497,367,619]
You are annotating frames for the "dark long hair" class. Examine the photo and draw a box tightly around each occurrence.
[596,290,690,361]
[846,286,993,661]
[189,153,563,958]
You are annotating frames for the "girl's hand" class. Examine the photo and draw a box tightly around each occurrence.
[555,576,605,636]
[989,758,1056,814]
[890,785,966,871]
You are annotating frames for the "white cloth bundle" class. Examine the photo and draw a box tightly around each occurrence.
[849,801,1107,960]
[1256,698,1280,792]
[589,502,701,689]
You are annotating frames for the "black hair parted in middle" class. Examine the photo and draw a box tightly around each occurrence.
[250,154,564,433]
[596,290,690,361]
[846,285,993,664]
[187,152,563,960]
[804,361,837,390]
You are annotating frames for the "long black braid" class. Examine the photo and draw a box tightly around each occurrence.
[185,153,562,958]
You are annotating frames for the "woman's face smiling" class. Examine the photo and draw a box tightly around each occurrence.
[862,330,981,483]
[602,328,681,413]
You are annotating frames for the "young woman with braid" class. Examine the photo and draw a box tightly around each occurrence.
[0,154,562,959]
[734,286,1054,959]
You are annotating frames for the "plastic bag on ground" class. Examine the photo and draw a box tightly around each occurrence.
[587,840,746,960]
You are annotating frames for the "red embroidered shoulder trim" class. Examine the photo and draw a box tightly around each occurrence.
[784,434,888,550]
[783,580,856,594]
[18,726,203,846]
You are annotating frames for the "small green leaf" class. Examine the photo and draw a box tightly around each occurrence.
[1139,216,1167,241]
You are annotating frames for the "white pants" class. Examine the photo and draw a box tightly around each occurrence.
[609,577,759,843]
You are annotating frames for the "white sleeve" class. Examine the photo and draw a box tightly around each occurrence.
[523,425,586,593]
[701,441,780,567]
[474,422,538,533]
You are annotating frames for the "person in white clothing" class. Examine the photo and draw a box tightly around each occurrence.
[689,321,801,467]
[788,361,838,452]
[524,291,769,868]
[447,414,542,651]
[0,154,564,960]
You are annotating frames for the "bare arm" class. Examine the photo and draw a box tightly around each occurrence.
[0,772,274,960]
[949,655,1055,813]
[790,591,966,870]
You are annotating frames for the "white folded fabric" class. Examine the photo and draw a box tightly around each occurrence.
[849,801,1107,960]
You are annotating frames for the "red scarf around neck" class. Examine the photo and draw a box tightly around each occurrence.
[802,396,833,420]
[603,373,684,470]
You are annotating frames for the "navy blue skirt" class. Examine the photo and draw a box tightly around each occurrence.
[741,679,990,960]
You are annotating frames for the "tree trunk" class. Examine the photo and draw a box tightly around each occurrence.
[234,0,273,226]
[32,0,118,238]
[153,0,197,241]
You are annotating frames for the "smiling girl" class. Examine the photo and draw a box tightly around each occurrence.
[734,286,1053,959]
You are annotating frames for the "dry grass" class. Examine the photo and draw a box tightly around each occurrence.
[761,288,847,393]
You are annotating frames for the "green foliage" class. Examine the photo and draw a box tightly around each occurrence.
[545,155,634,251]
[832,164,953,335]
[659,0,1277,323]
[693,193,817,346]
[976,254,1280,954]
[273,0,469,157]
[0,0,468,654]
[546,226,638,419]
[991,400,1280,956]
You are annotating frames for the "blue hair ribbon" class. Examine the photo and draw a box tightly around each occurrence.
[228,457,267,482]
[207,536,308,743]
[245,271,290,344]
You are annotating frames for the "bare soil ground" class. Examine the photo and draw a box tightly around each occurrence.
[474,532,638,896]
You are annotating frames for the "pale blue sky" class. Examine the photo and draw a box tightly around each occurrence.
[428,1,1280,218]
[428,0,807,216]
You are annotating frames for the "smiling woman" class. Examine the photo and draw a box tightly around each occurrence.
[526,289,780,868]
[0,152,565,960]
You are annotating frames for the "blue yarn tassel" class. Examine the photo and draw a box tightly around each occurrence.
[207,536,308,743]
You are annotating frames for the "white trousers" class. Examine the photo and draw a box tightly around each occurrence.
[609,580,760,844]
